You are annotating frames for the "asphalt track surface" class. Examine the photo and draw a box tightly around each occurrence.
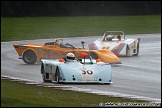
[1,33,161,102]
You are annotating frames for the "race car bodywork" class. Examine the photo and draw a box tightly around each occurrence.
[41,51,112,84]
[13,38,121,64]
[88,31,140,56]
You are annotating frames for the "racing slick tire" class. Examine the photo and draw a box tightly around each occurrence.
[41,65,52,83]
[89,52,98,59]
[55,67,60,83]
[134,42,139,56]
[22,50,37,64]
[126,45,130,56]
[42,73,52,83]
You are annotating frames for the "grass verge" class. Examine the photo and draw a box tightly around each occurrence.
[1,15,161,42]
[1,78,148,107]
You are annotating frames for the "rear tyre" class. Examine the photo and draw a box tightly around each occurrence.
[23,50,37,64]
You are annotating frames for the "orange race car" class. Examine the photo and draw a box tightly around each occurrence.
[13,38,122,64]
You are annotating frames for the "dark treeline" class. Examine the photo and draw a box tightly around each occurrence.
[1,1,161,17]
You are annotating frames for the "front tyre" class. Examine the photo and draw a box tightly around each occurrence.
[126,45,130,56]
[41,65,52,83]
[55,68,60,83]
[42,73,52,83]
[22,50,37,64]
[134,42,139,56]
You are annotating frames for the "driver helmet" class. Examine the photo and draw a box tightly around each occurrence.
[66,53,75,61]
[107,35,113,38]
[55,39,59,46]
[106,35,113,41]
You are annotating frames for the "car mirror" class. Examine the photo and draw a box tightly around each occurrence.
[96,59,101,62]
[59,59,65,62]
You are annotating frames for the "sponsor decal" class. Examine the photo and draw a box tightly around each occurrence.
[102,46,110,50]
[36,48,42,52]
[43,50,63,57]
[81,70,93,75]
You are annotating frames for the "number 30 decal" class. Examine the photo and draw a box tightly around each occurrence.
[81,70,93,75]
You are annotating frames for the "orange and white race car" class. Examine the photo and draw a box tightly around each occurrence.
[13,38,121,64]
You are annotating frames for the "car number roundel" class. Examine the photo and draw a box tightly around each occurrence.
[81,70,93,75]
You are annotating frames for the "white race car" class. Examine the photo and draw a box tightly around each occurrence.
[88,31,140,56]
[41,50,112,84]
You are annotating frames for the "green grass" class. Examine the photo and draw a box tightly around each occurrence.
[1,78,148,107]
[1,15,161,42]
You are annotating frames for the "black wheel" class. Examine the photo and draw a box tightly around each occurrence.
[55,68,60,83]
[41,63,44,74]
[126,45,130,56]
[42,72,46,82]
[134,42,139,56]
[89,52,98,59]
[22,50,37,64]
[41,65,52,83]
[42,73,52,83]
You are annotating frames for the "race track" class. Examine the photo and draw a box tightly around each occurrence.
[1,33,161,102]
